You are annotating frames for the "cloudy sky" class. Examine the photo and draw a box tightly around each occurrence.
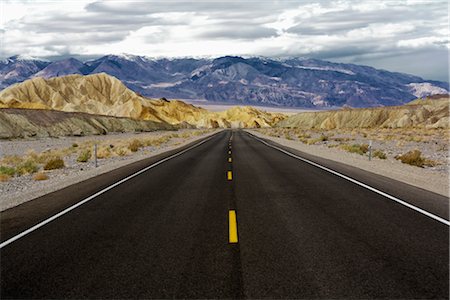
[1,0,448,80]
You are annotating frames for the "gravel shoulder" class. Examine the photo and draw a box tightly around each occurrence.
[248,129,448,197]
[0,129,219,211]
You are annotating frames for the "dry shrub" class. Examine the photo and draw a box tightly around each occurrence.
[395,150,425,167]
[0,174,10,182]
[319,134,328,141]
[113,145,131,156]
[77,150,91,163]
[373,149,387,159]
[17,159,39,175]
[128,139,142,152]
[44,157,65,170]
[97,146,112,159]
[340,144,369,155]
[33,172,49,181]
[1,155,23,166]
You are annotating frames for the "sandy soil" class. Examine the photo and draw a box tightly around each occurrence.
[0,129,219,211]
[248,129,449,197]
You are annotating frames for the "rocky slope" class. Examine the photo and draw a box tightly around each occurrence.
[1,54,447,108]
[0,109,174,139]
[0,73,284,129]
[277,95,449,129]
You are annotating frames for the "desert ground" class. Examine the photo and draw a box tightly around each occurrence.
[0,129,216,211]
[250,127,448,196]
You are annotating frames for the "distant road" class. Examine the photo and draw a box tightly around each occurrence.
[1,130,448,298]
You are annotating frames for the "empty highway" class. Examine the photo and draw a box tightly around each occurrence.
[1,130,448,299]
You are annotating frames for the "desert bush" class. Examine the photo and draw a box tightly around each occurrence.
[97,147,112,159]
[128,139,142,152]
[339,144,369,155]
[114,147,130,156]
[1,155,23,166]
[44,157,65,170]
[33,172,49,181]
[0,166,16,176]
[373,149,387,159]
[395,150,424,167]
[77,150,91,163]
[72,143,79,148]
[0,174,10,182]
[284,133,293,140]
[319,134,328,142]
[298,133,311,139]
[17,160,39,175]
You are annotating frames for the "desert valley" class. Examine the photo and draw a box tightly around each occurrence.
[1,0,449,298]
[0,69,448,210]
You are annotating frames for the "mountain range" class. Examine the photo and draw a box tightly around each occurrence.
[1,54,448,108]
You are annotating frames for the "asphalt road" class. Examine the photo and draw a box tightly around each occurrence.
[1,130,448,299]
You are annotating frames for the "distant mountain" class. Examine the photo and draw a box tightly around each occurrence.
[0,54,448,108]
[33,58,88,78]
[0,55,50,88]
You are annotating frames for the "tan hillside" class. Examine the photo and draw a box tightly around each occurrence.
[0,73,284,128]
[0,108,174,139]
[277,96,449,129]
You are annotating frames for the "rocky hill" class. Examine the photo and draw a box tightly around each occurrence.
[277,95,449,129]
[0,109,175,139]
[1,54,447,108]
[0,73,284,129]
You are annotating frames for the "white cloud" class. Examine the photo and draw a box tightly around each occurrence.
[0,0,448,80]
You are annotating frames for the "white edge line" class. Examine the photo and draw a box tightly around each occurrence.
[0,133,219,249]
[249,133,450,227]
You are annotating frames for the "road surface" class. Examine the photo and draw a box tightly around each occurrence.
[1,130,448,298]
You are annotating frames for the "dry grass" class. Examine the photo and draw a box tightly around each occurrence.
[339,144,369,155]
[0,130,213,183]
[128,139,143,152]
[373,149,387,159]
[0,174,10,182]
[43,157,65,170]
[395,150,425,167]
[77,149,91,162]
[16,160,39,175]
[33,172,49,181]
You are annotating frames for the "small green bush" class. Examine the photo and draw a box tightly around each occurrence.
[77,150,91,163]
[17,160,39,175]
[44,157,65,170]
[72,143,79,148]
[0,166,16,176]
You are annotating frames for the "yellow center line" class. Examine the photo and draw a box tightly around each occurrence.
[228,157,232,163]
[228,150,231,154]
[229,210,238,243]
[227,171,232,180]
